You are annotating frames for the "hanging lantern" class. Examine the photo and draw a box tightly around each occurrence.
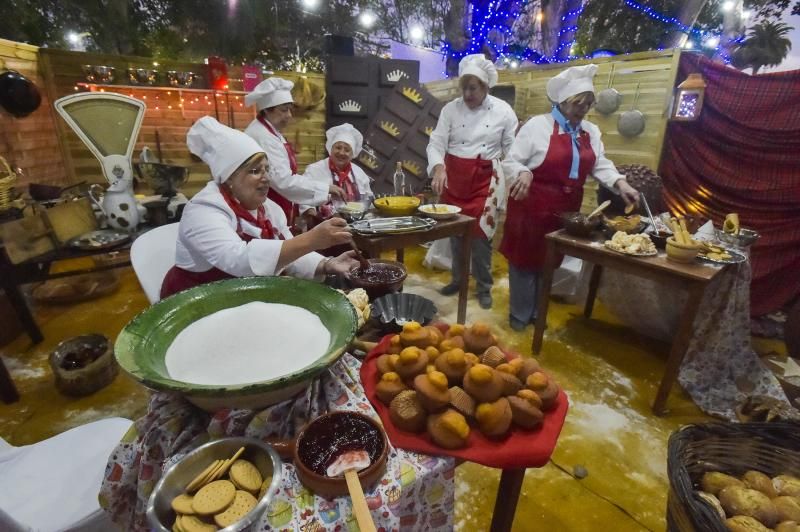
[671,73,707,121]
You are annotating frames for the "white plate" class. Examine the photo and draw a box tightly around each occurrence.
[603,242,658,257]
[418,203,461,220]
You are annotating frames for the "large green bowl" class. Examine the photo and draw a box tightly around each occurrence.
[115,277,357,411]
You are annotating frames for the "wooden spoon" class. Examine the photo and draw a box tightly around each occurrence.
[587,200,612,220]
[350,241,370,271]
[327,450,377,532]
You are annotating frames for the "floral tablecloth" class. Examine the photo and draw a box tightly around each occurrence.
[597,261,788,420]
[99,354,455,531]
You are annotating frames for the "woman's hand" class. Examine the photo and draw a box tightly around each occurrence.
[329,185,346,200]
[431,164,447,195]
[308,217,352,249]
[509,171,533,201]
[615,179,640,207]
[325,250,359,276]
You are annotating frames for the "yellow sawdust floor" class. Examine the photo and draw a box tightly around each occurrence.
[0,248,786,531]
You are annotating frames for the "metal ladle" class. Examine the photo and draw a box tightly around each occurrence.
[640,194,659,233]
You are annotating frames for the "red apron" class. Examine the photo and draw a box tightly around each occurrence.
[160,189,284,298]
[500,121,596,270]
[258,116,298,226]
[441,153,494,238]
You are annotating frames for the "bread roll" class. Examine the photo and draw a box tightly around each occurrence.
[719,486,778,528]
[701,471,744,495]
[774,497,800,523]
[775,521,800,532]
[725,515,772,532]
[743,470,779,498]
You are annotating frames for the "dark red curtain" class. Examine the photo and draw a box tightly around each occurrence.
[660,53,800,316]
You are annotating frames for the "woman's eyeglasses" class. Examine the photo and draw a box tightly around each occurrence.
[247,165,269,176]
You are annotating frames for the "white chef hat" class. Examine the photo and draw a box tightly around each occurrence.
[187,116,264,184]
[546,64,599,104]
[325,123,363,157]
[458,54,498,88]
[244,77,294,111]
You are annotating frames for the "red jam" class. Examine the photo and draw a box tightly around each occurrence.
[297,413,383,476]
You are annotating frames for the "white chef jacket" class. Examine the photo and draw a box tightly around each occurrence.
[426,94,518,176]
[244,119,329,206]
[175,181,323,279]
[298,158,373,214]
[502,114,625,189]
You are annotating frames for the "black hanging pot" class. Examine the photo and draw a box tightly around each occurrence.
[0,70,42,118]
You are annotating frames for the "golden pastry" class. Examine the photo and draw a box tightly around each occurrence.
[375,371,407,405]
[439,336,466,352]
[475,398,513,439]
[525,371,559,411]
[445,323,466,338]
[497,371,523,396]
[427,408,470,449]
[399,321,433,348]
[516,358,542,383]
[464,352,480,366]
[424,325,444,347]
[386,334,403,354]
[393,347,429,381]
[389,390,427,433]
[375,354,396,375]
[425,345,441,361]
[463,322,497,354]
[463,364,504,403]
[413,371,451,412]
[507,390,544,429]
[435,348,470,385]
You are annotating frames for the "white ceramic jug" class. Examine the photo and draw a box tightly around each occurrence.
[89,178,140,231]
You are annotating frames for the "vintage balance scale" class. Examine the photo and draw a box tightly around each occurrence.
[54,92,146,231]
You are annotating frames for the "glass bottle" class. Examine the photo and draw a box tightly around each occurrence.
[392,162,406,196]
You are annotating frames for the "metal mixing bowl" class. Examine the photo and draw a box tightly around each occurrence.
[147,437,283,531]
[715,228,759,248]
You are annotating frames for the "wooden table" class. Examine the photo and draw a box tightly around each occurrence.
[353,214,530,531]
[0,241,134,404]
[533,229,729,415]
[351,214,474,324]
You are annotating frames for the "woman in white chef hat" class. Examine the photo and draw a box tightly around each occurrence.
[500,64,640,331]
[244,77,345,228]
[160,117,358,299]
[426,53,519,310]
[299,123,373,226]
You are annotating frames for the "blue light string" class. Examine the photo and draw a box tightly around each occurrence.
[441,0,729,76]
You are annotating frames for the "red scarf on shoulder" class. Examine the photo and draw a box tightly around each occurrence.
[328,157,358,201]
[219,184,284,241]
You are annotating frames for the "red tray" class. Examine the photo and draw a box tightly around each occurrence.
[360,335,569,469]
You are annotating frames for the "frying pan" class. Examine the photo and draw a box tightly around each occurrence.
[595,64,621,115]
[0,70,42,118]
[617,83,646,137]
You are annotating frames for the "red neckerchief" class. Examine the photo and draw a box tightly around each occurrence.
[257,115,298,174]
[327,157,358,201]
[219,184,284,241]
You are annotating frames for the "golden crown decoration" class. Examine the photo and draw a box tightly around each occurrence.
[401,87,423,104]
[358,152,379,170]
[379,121,401,138]
[338,99,362,113]
[386,69,409,83]
[423,126,434,137]
[402,160,422,176]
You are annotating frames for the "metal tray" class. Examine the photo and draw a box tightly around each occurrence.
[697,248,747,265]
[350,216,435,235]
[67,229,131,251]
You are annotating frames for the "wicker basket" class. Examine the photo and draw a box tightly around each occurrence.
[0,156,17,211]
[667,422,800,532]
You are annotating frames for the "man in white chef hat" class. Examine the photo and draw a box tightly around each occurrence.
[499,64,640,331]
[426,53,518,309]
[160,116,357,299]
[299,123,373,226]
[244,77,345,228]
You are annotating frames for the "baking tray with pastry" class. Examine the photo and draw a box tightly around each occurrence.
[359,321,569,469]
[67,229,131,251]
[697,244,747,265]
